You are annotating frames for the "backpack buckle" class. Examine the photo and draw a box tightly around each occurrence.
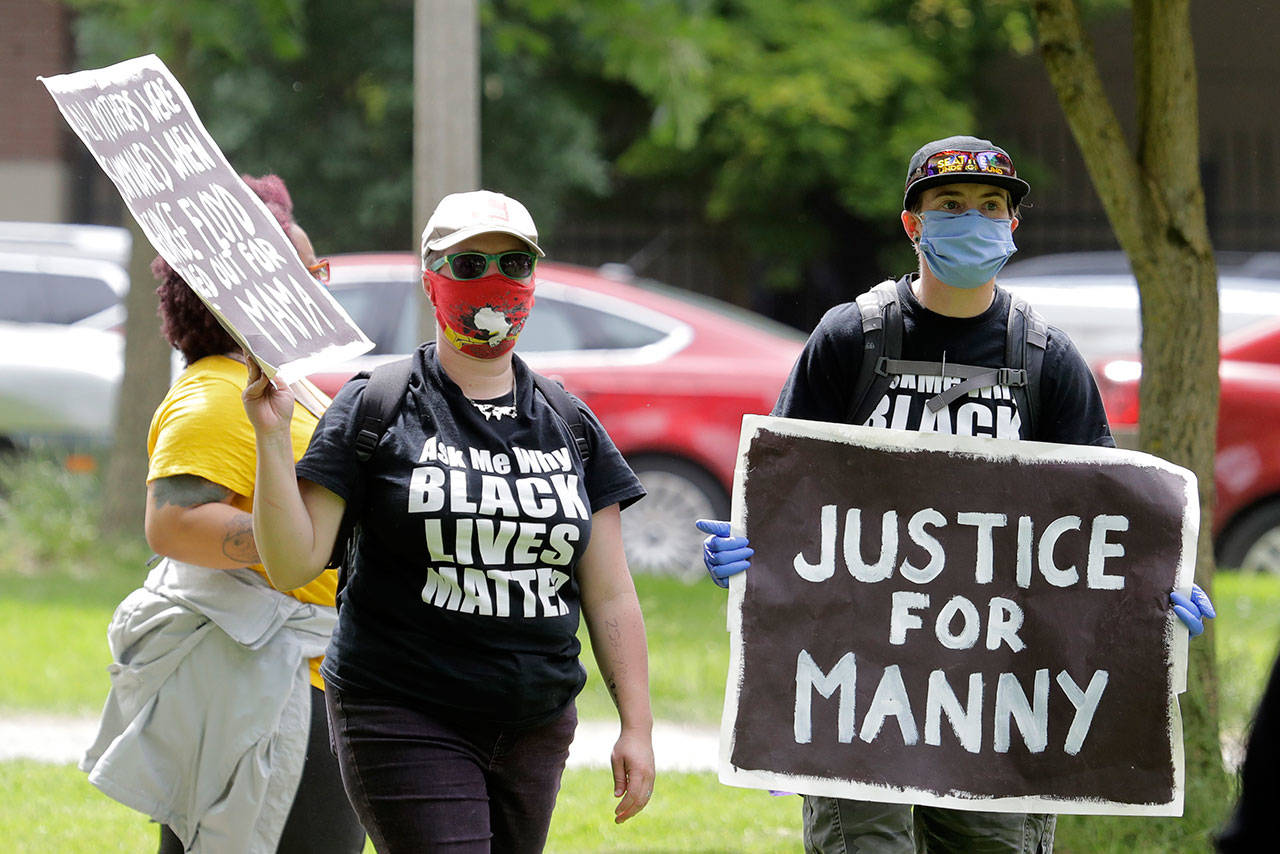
[874,356,892,377]
[997,368,1028,387]
[353,426,380,462]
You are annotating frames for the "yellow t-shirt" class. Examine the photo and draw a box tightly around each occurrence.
[147,354,336,689]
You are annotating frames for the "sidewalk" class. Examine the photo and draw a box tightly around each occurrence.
[4,713,1242,775]
[0,714,720,772]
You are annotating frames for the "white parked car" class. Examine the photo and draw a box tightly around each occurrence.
[0,320,123,445]
[999,251,1280,363]
[0,223,131,447]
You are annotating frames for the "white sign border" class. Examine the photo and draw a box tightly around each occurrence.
[719,414,1197,816]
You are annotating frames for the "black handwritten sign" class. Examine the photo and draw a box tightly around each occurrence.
[39,55,372,381]
[720,415,1197,816]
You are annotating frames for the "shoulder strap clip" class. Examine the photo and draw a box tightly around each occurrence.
[353,424,383,462]
[531,372,591,463]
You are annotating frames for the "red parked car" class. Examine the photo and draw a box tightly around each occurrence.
[1093,318,1280,573]
[307,253,805,577]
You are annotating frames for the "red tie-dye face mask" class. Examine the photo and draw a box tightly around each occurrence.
[423,269,536,359]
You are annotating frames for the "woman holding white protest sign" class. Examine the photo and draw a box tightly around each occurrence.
[79,174,366,854]
[244,189,655,852]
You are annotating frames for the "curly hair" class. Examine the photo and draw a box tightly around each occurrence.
[155,174,296,364]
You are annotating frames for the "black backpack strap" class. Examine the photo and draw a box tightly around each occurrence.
[920,363,1029,413]
[326,357,414,570]
[352,358,414,462]
[531,371,591,462]
[844,281,1048,431]
[1004,295,1048,438]
[847,278,904,425]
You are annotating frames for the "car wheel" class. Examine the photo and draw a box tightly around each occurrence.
[1218,500,1280,573]
[621,456,730,581]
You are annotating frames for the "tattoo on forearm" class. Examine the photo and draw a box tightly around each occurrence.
[605,617,624,706]
[222,516,259,564]
[152,474,233,509]
[601,617,627,706]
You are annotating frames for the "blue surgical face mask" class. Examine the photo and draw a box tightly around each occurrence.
[915,209,1017,290]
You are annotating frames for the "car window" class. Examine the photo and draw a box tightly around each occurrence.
[1003,251,1280,281]
[327,280,414,355]
[0,270,119,324]
[519,298,667,352]
[0,222,131,265]
[327,265,688,358]
[1021,301,1139,361]
[1003,275,1280,363]
[331,276,670,355]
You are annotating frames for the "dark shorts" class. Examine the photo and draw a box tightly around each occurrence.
[325,682,577,854]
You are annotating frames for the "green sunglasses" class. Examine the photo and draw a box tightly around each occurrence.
[429,250,537,281]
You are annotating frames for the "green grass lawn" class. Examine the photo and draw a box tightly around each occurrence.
[4,454,1280,852]
[0,549,731,722]
[1211,572,1280,738]
[0,453,732,723]
[577,575,730,725]
[0,761,801,853]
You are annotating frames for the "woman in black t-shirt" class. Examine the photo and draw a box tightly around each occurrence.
[244,190,654,853]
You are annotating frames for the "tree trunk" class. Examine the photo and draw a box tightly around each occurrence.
[1031,0,1226,809]
[98,217,172,538]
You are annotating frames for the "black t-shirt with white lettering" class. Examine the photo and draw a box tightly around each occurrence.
[773,275,1114,446]
[298,343,645,726]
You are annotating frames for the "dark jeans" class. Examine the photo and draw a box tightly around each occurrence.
[158,685,366,854]
[325,682,577,854]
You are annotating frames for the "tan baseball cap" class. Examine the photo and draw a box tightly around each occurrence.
[419,190,544,271]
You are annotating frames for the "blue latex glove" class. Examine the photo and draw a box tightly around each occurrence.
[694,519,753,588]
[1170,583,1216,638]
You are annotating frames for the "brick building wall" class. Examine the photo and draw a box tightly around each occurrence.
[0,0,73,222]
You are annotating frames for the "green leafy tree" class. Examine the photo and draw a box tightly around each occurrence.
[488,1,1047,287]
[73,1,612,251]
[71,1,1059,294]
[74,0,412,252]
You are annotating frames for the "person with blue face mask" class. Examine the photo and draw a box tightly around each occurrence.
[902,136,1026,313]
[694,135,1217,854]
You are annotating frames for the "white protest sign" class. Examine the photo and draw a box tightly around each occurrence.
[39,54,373,382]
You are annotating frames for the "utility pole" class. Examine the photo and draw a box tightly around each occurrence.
[414,0,480,342]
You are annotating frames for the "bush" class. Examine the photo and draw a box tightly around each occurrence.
[0,451,149,579]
